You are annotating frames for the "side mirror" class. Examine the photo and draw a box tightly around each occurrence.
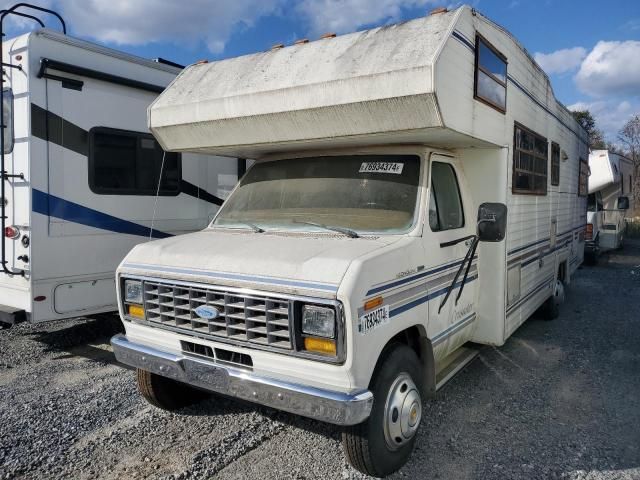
[617,196,629,210]
[477,202,507,242]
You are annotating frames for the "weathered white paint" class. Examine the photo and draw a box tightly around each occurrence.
[120,6,588,395]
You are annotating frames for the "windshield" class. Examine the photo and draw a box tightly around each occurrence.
[212,155,421,234]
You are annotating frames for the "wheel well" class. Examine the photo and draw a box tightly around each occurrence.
[558,260,567,283]
[379,325,436,398]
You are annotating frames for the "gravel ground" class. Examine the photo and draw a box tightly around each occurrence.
[1,242,640,480]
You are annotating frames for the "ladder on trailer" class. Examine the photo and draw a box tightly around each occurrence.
[0,3,66,277]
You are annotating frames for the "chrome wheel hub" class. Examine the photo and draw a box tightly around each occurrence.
[383,373,422,451]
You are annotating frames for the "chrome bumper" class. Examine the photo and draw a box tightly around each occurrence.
[111,334,373,426]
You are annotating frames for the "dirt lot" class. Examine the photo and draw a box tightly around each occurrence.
[1,242,640,480]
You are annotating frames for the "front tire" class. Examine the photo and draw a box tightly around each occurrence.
[342,345,423,477]
[136,368,208,410]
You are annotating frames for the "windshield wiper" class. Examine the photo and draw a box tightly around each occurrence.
[294,221,359,238]
[241,223,265,233]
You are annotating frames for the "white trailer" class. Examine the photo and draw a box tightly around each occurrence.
[111,5,587,476]
[0,5,240,326]
[585,150,633,261]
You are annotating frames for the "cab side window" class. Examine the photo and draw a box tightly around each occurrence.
[429,162,464,231]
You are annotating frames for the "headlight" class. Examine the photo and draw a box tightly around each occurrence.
[301,305,336,338]
[124,279,143,304]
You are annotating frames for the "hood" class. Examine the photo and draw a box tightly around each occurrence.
[119,229,401,298]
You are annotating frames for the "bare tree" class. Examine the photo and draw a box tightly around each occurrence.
[618,114,640,162]
[618,114,640,211]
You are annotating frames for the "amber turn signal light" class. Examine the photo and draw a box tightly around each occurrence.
[304,337,337,356]
[128,304,145,319]
[364,296,383,311]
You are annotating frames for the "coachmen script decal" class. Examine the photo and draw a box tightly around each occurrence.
[358,305,390,335]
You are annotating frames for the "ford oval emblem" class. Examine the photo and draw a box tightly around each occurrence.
[194,305,220,320]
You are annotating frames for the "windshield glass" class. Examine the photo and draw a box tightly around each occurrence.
[212,155,421,234]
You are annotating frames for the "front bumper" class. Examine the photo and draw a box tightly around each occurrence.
[111,334,373,426]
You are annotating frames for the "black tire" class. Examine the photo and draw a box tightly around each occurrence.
[540,278,565,321]
[342,344,423,477]
[136,368,208,410]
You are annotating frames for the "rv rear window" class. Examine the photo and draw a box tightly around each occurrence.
[551,142,560,186]
[88,127,181,196]
[2,88,14,154]
[513,123,548,195]
[474,36,507,113]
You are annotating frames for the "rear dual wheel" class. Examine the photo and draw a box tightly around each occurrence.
[343,345,423,477]
[541,277,565,321]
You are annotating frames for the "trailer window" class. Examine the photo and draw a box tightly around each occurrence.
[579,158,589,197]
[213,155,420,234]
[2,88,14,154]
[474,35,507,112]
[89,127,181,196]
[551,142,560,186]
[429,162,464,231]
[513,123,548,195]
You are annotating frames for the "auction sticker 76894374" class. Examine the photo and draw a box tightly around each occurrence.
[358,305,390,335]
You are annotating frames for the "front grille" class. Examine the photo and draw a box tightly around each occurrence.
[142,280,293,350]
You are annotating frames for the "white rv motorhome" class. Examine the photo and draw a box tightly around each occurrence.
[110,6,587,476]
[0,5,240,326]
[585,150,633,262]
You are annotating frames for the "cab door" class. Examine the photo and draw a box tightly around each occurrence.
[423,154,478,358]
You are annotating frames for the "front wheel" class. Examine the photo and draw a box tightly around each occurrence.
[136,368,208,410]
[342,345,423,477]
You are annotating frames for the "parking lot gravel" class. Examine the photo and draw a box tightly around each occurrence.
[1,241,640,480]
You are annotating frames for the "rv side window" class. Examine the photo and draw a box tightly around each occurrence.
[513,123,548,195]
[578,158,589,197]
[551,142,560,186]
[89,127,181,196]
[474,35,507,113]
[2,88,14,154]
[429,162,464,231]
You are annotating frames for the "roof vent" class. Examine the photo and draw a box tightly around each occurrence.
[294,38,309,45]
[320,33,337,39]
[429,7,448,15]
[271,43,285,50]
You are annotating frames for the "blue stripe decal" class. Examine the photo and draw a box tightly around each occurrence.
[389,274,478,318]
[32,189,172,239]
[508,225,585,256]
[366,256,477,296]
[520,239,572,268]
[452,30,475,51]
[507,275,553,315]
[122,262,339,292]
[507,75,587,144]
[432,312,477,346]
